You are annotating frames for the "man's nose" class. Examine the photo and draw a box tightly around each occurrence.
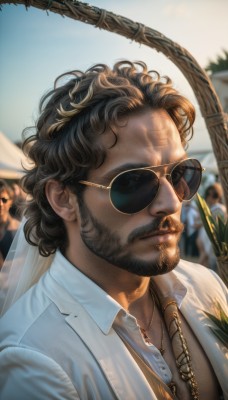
[147,176,181,216]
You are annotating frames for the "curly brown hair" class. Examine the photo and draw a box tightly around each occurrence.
[21,60,195,256]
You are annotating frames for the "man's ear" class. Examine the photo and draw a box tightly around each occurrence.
[45,180,78,222]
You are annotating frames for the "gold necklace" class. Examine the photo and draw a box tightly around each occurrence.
[140,314,165,355]
[138,290,155,333]
[139,291,165,356]
[138,287,200,399]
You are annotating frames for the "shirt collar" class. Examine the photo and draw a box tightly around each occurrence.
[49,250,122,334]
[50,250,187,335]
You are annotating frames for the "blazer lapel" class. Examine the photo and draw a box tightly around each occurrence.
[65,302,158,400]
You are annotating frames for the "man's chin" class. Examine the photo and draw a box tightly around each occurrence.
[112,248,180,277]
[160,245,180,271]
[133,246,180,276]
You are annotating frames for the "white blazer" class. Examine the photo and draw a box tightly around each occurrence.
[0,255,227,400]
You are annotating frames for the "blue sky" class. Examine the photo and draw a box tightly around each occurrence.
[0,0,227,151]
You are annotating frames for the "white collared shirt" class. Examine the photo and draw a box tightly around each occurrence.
[0,250,227,399]
[50,251,187,384]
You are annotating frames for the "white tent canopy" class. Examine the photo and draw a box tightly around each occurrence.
[0,132,31,179]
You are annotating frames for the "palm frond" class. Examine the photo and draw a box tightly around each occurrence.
[196,194,228,258]
[204,302,228,347]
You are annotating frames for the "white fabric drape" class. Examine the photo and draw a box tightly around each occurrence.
[0,218,54,316]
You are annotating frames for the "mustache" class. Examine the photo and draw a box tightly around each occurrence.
[128,216,184,244]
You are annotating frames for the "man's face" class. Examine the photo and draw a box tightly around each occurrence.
[77,109,186,276]
[0,189,12,225]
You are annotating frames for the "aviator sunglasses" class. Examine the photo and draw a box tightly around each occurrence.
[79,158,204,214]
[0,198,9,204]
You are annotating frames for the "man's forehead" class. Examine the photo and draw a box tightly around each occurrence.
[0,189,9,196]
[90,109,185,178]
[100,109,180,148]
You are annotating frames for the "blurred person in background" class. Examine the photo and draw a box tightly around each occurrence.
[0,180,20,268]
[185,200,200,259]
[204,183,227,219]
[196,182,227,269]
[9,182,26,221]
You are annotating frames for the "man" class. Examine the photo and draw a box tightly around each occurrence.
[185,199,200,258]
[204,183,227,219]
[197,182,227,269]
[0,179,20,268]
[0,61,227,400]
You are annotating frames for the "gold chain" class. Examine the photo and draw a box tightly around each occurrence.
[162,299,200,400]
[137,290,200,399]
[139,290,165,356]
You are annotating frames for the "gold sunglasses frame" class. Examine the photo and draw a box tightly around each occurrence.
[79,158,205,214]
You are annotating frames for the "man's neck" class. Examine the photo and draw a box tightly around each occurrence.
[65,244,151,311]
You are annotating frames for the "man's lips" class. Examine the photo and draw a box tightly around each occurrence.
[128,217,184,244]
[139,229,180,240]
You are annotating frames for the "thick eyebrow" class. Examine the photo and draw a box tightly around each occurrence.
[102,163,148,183]
[102,155,188,183]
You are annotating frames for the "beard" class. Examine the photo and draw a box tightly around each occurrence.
[78,201,183,277]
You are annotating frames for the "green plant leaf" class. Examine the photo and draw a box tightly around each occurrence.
[196,194,228,257]
[209,327,228,346]
[225,222,228,243]
[203,303,228,346]
[204,311,225,330]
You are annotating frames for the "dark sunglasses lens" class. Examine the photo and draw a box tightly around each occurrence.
[171,159,202,200]
[0,198,8,204]
[111,169,159,213]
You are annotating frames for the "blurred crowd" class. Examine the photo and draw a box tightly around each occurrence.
[180,182,227,271]
[0,179,25,269]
